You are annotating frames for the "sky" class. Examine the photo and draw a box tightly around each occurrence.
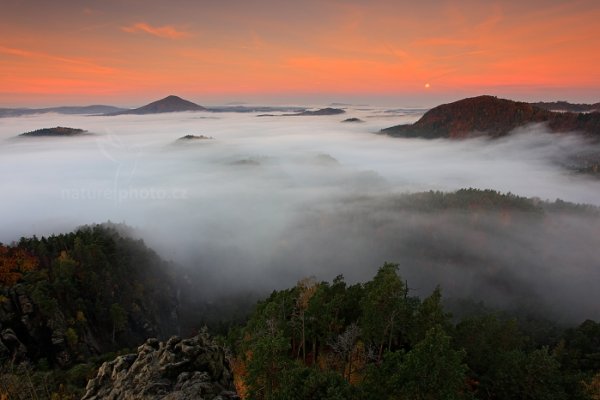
[1,0,599,107]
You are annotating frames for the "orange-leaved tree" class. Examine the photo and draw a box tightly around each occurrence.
[0,245,39,286]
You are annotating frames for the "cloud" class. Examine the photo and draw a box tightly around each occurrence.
[0,45,117,74]
[0,45,35,58]
[411,37,474,48]
[82,7,103,16]
[122,22,189,39]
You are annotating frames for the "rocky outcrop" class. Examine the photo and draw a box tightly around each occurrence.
[0,275,178,367]
[0,328,27,361]
[82,332,239,400]
[382,95,600,139]
[0,284,83,366]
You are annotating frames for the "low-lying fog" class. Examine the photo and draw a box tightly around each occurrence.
[1,106,599,321]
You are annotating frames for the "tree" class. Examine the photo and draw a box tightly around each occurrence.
[51,253,78,305]
[487,348,566,400]
[583,372,600,400]
[360,326,468,400]
[454,314,524,379]
[245,313,291,400]
[360,263,409,360]
[359,350,406,400]
[65,327,78,350]
[328,322,361,381]
[398,326,468,400]
[0,246,38,286]
[557,319,600,372]
[109,303,127,343]
[410,286,451,345]
[292,277,318,363]
[277,363,353,400]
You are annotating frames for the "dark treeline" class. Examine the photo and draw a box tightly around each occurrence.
[228,264,600,400]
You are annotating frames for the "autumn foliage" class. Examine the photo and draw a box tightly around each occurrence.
[0,245,38,286]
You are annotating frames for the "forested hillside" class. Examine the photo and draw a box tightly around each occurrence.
[229,264,600,399]
[0,224,179,397]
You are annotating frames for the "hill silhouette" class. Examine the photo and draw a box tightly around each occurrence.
[19,126,88,137]
[382,95,600,139]
[295,107,345,116]
[110,95,206,115]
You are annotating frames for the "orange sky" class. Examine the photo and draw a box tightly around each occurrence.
[1,0,599,107]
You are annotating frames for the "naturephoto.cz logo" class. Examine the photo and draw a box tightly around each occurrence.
[61,187,188,202]
[60,132,189,203]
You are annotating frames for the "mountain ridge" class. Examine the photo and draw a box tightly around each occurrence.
[532,100,600,113]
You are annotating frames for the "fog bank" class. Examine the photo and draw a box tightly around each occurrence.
[1,107,599,321]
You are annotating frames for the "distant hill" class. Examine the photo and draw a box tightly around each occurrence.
[342,117,364,123]
[110,95,206,115]
[19,126,88,137]
[42,105,126,115]
[0,105,126,118]
[257,107,346,117]
[177,134,214,141]
[295,107,345,116]
[205,105,306,113]
[531,101,600,113]
[1,103,308,117]
[382,95,600,139]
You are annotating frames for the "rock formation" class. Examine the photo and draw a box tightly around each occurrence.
[82,331,239,400]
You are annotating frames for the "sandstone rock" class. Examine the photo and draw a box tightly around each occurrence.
[82,331,239,400]
[17,294,34,315]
